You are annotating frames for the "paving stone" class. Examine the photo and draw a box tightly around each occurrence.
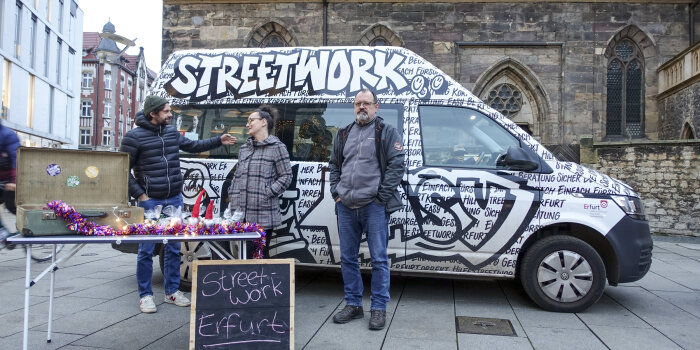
[141,324,190,350]
[71,303,189,350]
[589,324,682,349]
[651,290,700,319]
[605,286,700,326]
[653,323,700,350]
[384,336,457,349]
[630,271,693,292]
[0,330,83,350]
[457,333,534,350]
[523,327,607,350]
[577,294,650,328]
[513,308,587,330]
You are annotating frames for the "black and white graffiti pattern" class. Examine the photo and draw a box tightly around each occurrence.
[155,47,638,278]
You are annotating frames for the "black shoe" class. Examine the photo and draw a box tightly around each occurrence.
[333,305,364,324]
[369,309,386,330]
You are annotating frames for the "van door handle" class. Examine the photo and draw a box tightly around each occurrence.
[418,173,440,179]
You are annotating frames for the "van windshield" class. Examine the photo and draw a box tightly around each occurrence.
[172,103,403,161]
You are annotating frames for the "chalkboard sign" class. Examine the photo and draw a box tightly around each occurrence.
[189,259,295,350]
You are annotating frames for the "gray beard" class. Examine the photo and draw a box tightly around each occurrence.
[355,112,370,124]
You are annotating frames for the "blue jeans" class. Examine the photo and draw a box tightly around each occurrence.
[137,194,183,297]
[336,201,390,310]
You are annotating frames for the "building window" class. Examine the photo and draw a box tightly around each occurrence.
[80,129,91,146]
[82,72,92,88]
[105,90,111,99]
[67,48,74,91]
[30,15,37,68]
[102,129,111,146]
[103,102,111,117]
[261,34,286,48]
[69,1,76,41]
[104,72,111,89]
[14,2,22,59]
[2,59,11,120]
[369,37,388,46]
[606,39,644,138]
[44,26,50,77]
[81,101,91,117]
[27,75,34,127]
[58,0,64,33]
[486,83,523,118]
[56,39,62,84]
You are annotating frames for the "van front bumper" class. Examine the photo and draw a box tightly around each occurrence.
[605,215,653,284]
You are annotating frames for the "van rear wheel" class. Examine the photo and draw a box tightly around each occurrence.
[520,235,606,312]
[159,241,241,292]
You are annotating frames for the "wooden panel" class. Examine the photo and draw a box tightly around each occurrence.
[16,147,130,206]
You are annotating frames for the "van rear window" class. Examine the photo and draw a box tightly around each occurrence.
[173,103,403,161]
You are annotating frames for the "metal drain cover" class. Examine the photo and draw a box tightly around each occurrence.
[455,316,517,336]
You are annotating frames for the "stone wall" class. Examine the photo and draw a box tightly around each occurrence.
[658,77,700,139]
[162,1,691,144]
[583,140,700,237]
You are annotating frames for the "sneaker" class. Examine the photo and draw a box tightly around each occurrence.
[164,290,190,307]
[369,309,386,330]
[139,295,157,313]
[333,305,364,324]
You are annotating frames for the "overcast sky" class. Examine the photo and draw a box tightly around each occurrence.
[79,0,163,71]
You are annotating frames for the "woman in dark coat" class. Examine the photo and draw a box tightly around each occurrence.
[228,105,292,258]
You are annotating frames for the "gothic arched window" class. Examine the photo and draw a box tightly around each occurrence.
[369,37,388,46]
[261,33,287,48]
[486,83,523,118]
[606,39,644,138]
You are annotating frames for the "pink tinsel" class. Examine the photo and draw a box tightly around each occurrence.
[46,200,267,258]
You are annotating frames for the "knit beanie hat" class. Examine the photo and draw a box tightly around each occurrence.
[143,95,168,118]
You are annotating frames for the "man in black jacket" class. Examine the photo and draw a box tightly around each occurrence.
[329,88,405,330]
[120,95,236,313]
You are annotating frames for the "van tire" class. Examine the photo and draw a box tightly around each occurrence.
[159,241,241,292]
[520,235,606,312]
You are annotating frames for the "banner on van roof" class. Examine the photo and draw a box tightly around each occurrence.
[152,47,461,104]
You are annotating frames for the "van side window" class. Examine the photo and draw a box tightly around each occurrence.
[173,103,403,161]
[419,106,520,169]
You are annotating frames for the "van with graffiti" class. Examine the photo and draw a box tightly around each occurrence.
[146,46,652,312]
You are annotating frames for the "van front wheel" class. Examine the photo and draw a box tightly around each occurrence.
[520,236,606,312]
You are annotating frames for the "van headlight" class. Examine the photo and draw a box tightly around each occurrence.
[611,195,646,220]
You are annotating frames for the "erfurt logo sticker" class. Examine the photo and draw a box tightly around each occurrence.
[164,48,411,101]
[584,202,605,217]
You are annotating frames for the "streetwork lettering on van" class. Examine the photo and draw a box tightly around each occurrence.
[163,48,414,101]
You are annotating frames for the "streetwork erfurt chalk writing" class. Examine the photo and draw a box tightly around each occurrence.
[197,310,287,341]
[200,268,284,305]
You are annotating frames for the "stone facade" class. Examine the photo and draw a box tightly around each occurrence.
[584,140,700,237]
[162,0,693,144]
[658,77,700,140]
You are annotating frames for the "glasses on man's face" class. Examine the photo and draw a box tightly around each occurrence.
[354,101,376,108]
[247,117,262,123]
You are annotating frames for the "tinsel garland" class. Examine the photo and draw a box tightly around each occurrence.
[47,200,267,259]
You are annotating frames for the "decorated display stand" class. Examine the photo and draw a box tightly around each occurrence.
[10,149,266,350]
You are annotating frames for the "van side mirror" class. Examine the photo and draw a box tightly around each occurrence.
[504,146,539,171]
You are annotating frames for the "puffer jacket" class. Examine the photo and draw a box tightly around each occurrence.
[329,116,405,213]
[120,111,223,200]
[228,135,292,229]
[0,122,20,184]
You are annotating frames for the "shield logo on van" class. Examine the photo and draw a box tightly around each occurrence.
[404,168,540,270]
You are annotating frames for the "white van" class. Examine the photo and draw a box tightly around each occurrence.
[148,46,652,312]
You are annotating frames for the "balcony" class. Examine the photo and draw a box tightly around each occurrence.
[658,41,700,97]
